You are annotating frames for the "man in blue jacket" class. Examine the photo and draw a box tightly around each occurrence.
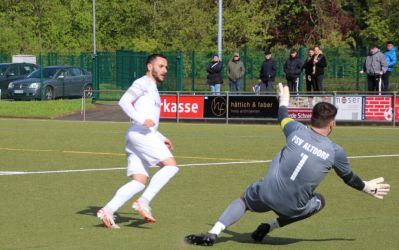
[382,41,397,91]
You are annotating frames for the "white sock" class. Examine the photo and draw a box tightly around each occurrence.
[208,221,226,235]
[104,180,145,214]
[266,219,280,232]
[140,166,179,203]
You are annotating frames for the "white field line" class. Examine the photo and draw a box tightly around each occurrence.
[1,154,399,176]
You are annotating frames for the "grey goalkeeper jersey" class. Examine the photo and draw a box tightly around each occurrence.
[258,120,352,217]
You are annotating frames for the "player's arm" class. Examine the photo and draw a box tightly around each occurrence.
[118,84,146,125]
[333,145,390,199]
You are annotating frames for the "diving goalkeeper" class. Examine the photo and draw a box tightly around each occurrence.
[185,83,390,246]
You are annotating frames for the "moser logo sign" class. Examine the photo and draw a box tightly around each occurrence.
[160,95,204,118]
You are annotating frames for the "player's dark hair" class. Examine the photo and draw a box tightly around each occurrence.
[146,53,167,66]
[311,102,337,128]
[387,40,394,45]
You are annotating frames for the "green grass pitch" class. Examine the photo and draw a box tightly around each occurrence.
[0,119,398,249]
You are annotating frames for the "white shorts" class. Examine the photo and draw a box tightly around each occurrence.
[125,127,173,177]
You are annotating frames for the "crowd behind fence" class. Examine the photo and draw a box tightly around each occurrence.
[2,48,399,100]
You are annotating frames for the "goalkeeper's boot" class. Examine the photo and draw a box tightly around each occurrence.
[251,223,270,242]
[184,233,217,246]
[132,200,156,223]
[97,208,120,229]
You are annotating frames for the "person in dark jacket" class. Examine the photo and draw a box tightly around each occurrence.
[257,51,277,93]
[284,48,303,94]
[311,46,327,91]
[302,48,315,92]
[207,54,223,95]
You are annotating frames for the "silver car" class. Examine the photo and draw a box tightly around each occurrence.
[7,65,92,100]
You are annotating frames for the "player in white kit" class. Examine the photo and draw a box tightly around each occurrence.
[97,54,179,228]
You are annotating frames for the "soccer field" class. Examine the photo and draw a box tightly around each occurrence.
[0,119,398,250]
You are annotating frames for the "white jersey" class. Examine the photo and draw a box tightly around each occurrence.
[119,75,164,137]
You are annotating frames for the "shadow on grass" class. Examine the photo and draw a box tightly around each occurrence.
[217,229,355,245]
[76,206,150,228]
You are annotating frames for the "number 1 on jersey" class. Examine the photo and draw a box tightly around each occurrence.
[290,153,309,181]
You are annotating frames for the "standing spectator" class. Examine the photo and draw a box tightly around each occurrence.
[363,45,387,92]
[302,48,315,92]
[227,52,245,93]
[207,54,223,95]
[284,48,303,94]
[382,41,397,91]
[311,46,327,91]
[258,50,277,93]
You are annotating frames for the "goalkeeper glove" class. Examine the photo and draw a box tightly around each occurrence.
[277,83,290,107]
[363,177,390,199]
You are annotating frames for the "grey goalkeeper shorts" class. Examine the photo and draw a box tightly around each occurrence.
[243,181,324,218]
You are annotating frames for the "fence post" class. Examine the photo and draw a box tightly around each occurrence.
[355,48,360,91]
[191,51,196,91]
[176,53,183,91]
[242,47,247,91]
[39,53,44,99]
[298,47,305,91]
[92,54,99,102]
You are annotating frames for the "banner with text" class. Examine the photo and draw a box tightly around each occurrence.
[160,95,204,118]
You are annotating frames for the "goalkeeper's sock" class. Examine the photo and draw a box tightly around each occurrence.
[209,222,226,235]
[140,166,179,203]
[266,219,280,232]
[209,198,246,235]
[105,180,145,214]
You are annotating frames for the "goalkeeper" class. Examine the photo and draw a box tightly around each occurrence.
[185,83,390,246]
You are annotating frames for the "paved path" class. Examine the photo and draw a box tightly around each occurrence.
[57,103,130,122]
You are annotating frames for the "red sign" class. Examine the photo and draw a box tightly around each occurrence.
[396,97,399,121]
[160,95,204,118]
[364,96,393,121]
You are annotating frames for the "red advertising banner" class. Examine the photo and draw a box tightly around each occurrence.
[363,96,393,121]
[396,97,399,121]
[160,95,204,118]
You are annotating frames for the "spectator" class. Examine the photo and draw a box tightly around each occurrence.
[227,52,245,93]
[363,45,387,92]
[311,46,327,91]
[258,50,277,93]
[302,48,315,92]
[382,41,397,91]
[284,48,303,94]
[207,54,223,95]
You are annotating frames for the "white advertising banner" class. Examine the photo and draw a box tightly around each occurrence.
[335,96,363,121]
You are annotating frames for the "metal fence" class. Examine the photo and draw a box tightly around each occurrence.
[1,48,399,101]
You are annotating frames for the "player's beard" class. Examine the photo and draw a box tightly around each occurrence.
[152,68,166,82]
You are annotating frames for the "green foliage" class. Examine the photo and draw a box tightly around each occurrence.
[0,0,399,55]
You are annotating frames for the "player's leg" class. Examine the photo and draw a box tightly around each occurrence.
[251,193,326,242]
[97,153,148,229]
[132,133,178,222]
[185,197,248,246]
[185,181,271,246]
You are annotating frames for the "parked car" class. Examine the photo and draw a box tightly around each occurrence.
[7,65,92,100]
[0,63,39,99]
